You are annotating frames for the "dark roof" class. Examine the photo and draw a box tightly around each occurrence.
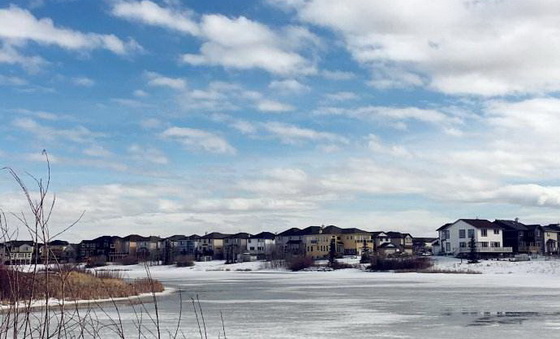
[299,226,323,235]
[371,231,387,237]
[340,227,369,234]
[322,225,343,234]
[252,231,275,240]
[277,228,302,237]
[48,240,69,246]
[166,235,188,241]
[227,232,252,239]
[525,224,543,231]
[459,219,500,229]
[544,224,560,232]
[494,220,528,231]
[436,223,452,231]
[201,232,231,239]
[6,240,35,247]
[122,234,149,242]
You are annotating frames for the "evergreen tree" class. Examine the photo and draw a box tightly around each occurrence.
[468,234,479,263]
[329,236,336,266]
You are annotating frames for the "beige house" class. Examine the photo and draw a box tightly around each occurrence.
[340,228,373,256]
[302,225,344,259]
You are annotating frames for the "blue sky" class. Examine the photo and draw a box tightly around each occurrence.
[2,0,560,241]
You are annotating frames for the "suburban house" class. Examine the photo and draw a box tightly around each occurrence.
[247,231,276,260]
[80,236,127,262]
[224,232,252,263]
[199,232,230,260]
[340,228,373,256]
[166,234,200,257]
[302,225,344,259]
[371,232,392,252]
[0,243,6,264]
[386,232,414,255]
[39,240,76,263]
[412,237,437,255]
[525,224,545,254]
[437,219,512,257]
[4,240,36,265]
[494,219,543,254]
[275,228,304,257]
[543,224,560,255]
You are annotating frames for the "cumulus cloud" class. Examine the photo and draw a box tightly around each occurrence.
[0,5,140,55]
[269,79,309,93]
[162,126,236,154]
[256,99,294,112]
[181,15,317,75]
[145,71,187,90]
[111,0,199,35]
[295,0,560,96]
[12,117,103,143]
[128,144,168,164]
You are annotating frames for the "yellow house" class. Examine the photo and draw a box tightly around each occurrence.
[302,225,344,259]
[340,228,374,255]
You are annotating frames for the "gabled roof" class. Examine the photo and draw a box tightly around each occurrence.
[166,235,188,241]
[494,219,528,231]
[299,226,323,235]
[413,237,437,243]
[122,234,149,242]
[543,224,560,232]
[48,240,69,246]
[436,223,452,231]
[322,225,343,234]
[227,232,252,239]
[340,227,369,234]
[371,231,388,237]
[201,232,231,239]
[277,227,302,237]
[252,231,275,240]
[6,240,35,247]
[458,219,500,229]
[525,224,543,232]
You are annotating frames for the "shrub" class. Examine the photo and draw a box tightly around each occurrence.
[175,255,195,267]
[118,255,139,265]
[367,256,432,272]
[85,255,107,268]
[287,256,314,271]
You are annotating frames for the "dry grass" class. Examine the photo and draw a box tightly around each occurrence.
[0,267,164,303]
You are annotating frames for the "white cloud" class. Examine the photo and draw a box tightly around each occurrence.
[0,74,27,86]
[83,145,112,157]
[269,79,309,93]
[12,117,103,143]
[133,89,148,97]
[128,144,168,164]
[320,70,356,80]
[0,44,46,71]
[72,77,94,87]
[366,134,412,158]
[162,126,236,154]
[111,0,199,36]
[317,105,461,128]
[0,6,140,55]
[182,15,316,75]
[257,99,294,112]
[296,0,560,96]
[145,71,187,90]
[263,122,347,145]
[324,91,358,101]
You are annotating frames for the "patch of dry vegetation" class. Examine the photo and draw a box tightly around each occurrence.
[0,266,164,304]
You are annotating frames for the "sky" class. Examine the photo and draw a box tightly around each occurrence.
[2,0,560,241]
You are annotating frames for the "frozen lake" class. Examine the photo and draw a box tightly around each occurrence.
[99,268,560,338]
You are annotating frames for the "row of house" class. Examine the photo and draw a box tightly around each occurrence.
[435,218,560,257]
[1,225,424,265]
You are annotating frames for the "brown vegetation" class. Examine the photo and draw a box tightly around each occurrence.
[287,256,314,271]
[367,256,433,272]
[0,266,164,304]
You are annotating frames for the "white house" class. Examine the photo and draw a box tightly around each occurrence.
[246,232,276,260]
[437,219,512,257]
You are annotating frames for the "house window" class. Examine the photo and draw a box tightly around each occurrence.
[467,229,474,238]
[481,229,488,237]
[459,230,466,239]
[459,242,466,248]
[480,242,489,248]
[445,243,451,252]
[491,242,500,248]
[494,229,500,235]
